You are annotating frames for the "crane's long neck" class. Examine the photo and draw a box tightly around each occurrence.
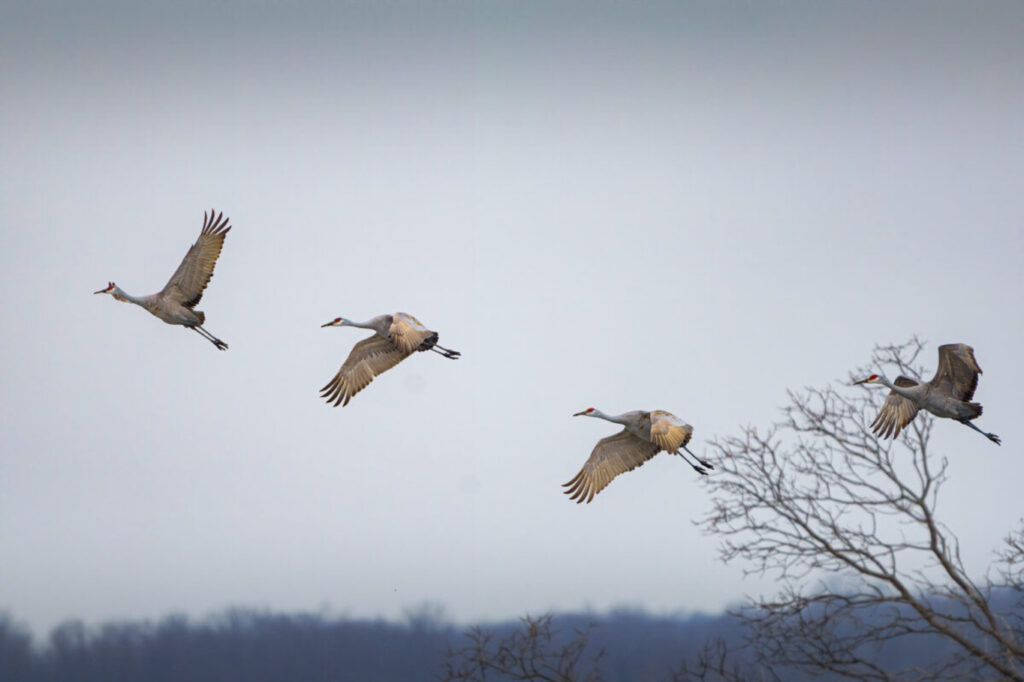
[343,317,385,331]
[876,375,917,399]
[112,286,147,308]
[340,316,391,335]
[591,410,629,426]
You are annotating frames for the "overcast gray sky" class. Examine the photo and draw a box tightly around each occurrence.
[2,1,1022,637]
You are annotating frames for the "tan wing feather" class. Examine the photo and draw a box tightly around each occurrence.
[389,314,437,354]
[870,376,920,439]
[649,410,694,453]
[320,336,411,407]
[562,430,661,504]
[931,343,982,402]
[161,210,231,308]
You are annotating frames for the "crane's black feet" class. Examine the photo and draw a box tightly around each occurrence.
[987,432,1001,445]
[213,338,228,351]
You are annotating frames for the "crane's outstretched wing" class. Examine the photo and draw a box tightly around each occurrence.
[870,376,920,439]
[562,430,661,504]
[649,410,694,453]
[320,336,410,407]
[161,209,231,308]
[931,343,982,402]
[389,313,437,353]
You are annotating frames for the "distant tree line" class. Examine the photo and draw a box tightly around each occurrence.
[0,608,743,682]
[2,594,1021,682]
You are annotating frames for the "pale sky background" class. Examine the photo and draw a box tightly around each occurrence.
[2,1,1022,637]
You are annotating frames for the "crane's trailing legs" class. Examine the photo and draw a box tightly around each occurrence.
[430,344,461,359]
[191,326,228,350]
[680,444,713,474]
[680,459,709,476]
[960,419,1001,445]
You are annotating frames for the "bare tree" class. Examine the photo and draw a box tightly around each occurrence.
[442,614,603,682]
[680,338,1024,681]
[672,635,778,682]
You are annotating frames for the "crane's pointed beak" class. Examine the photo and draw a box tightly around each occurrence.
[321,321,334,327]
[852,377,870,385]
[572,411,587,417]
[93,289,106,294]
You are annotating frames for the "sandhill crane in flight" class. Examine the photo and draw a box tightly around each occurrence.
[320,313,460,407]
[855,343,1000,445]
[563,408,712,504]
[94,210,232,350]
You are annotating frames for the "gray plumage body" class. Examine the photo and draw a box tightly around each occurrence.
[614,410,653,439]
[890,381,982,421]
[105,290,206,327]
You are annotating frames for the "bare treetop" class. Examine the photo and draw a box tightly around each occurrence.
[690,338,1023,681]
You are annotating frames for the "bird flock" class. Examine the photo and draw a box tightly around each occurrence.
[95,210,1003,503]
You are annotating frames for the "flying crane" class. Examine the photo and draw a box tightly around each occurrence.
[563,408,711,503]
[855,343,1000,445]
[94,210,232,350]
[320,313,460,407]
